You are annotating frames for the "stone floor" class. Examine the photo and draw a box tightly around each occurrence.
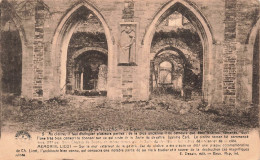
[1,94,257,133]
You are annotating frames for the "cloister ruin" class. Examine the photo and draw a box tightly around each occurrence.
[0,0,260,117]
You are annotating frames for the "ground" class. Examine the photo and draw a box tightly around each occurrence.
[1,94,258,133]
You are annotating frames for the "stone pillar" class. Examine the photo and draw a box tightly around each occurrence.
[33,1,45,99]
[149,61,154,93]
[97,64,107,91]
[258,29,260,126]
[223,0,237,107]
[0,7,2,138]
[80,72,83,91]
[121,66,135,101]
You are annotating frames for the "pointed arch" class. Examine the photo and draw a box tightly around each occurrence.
[142,0,214,102]
[248,17,260,105]
[248,17,260,46]
[0,0,28,96]
[0,0,27,45]
[247,17,260,126]
[143,0,214,45]
[51,1,113,95]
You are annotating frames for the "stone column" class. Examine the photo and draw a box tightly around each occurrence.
[80,72,83,91]
[97,64,107,91]
[0,63,1,139]
[33,2,46,99]
[149,61,154,93]
[223,0,237,107]
[258,29,260,126]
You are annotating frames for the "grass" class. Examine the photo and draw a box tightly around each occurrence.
[1,94,258,132]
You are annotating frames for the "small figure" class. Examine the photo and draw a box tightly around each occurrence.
[119,25,136,63]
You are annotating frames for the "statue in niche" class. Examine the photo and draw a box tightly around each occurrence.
[119,24,136,64]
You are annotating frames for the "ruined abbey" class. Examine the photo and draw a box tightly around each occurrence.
[0,0,260,115]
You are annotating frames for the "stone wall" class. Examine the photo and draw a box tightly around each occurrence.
[1,0,259,111]
[236,0,259,107]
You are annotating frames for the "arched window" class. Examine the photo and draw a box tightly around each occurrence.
[159,61,172,84]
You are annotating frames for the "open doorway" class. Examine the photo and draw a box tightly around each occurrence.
[0,10,22,96]
[73,50,107,96]
[150,11,203,100]
[63,6,108,96]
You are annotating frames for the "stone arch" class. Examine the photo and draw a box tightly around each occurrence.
[151,46,201,93]
[151,49,185,95]
[151,38,196,55]
[72,47,108,60]
[152,44,197,66]
[248,17,260,105]
[153,50,181,66]
[154,52,179,72]
[247,18,260,46]
[142,0,214,102]
[51,1,113,95]
[0,1,27,45]
[69,47,108,92]
[69,48,108,92]
[154,51,181,79]
[0,1,28,96]
[158,60,174,68]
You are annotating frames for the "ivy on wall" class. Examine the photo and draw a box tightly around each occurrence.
[68,32,107,55]
[151,28,203,95]
[152,28,203,58]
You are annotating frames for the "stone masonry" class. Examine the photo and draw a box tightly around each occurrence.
[223,0,237,107]
[33,0,47,99]
[0,0,259,112]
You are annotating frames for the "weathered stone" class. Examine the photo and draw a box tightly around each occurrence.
[0,0,259,115]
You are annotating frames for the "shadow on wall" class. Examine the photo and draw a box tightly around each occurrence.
[1,30,22,95]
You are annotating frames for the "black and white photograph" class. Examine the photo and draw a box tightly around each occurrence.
[0,0,259,159]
